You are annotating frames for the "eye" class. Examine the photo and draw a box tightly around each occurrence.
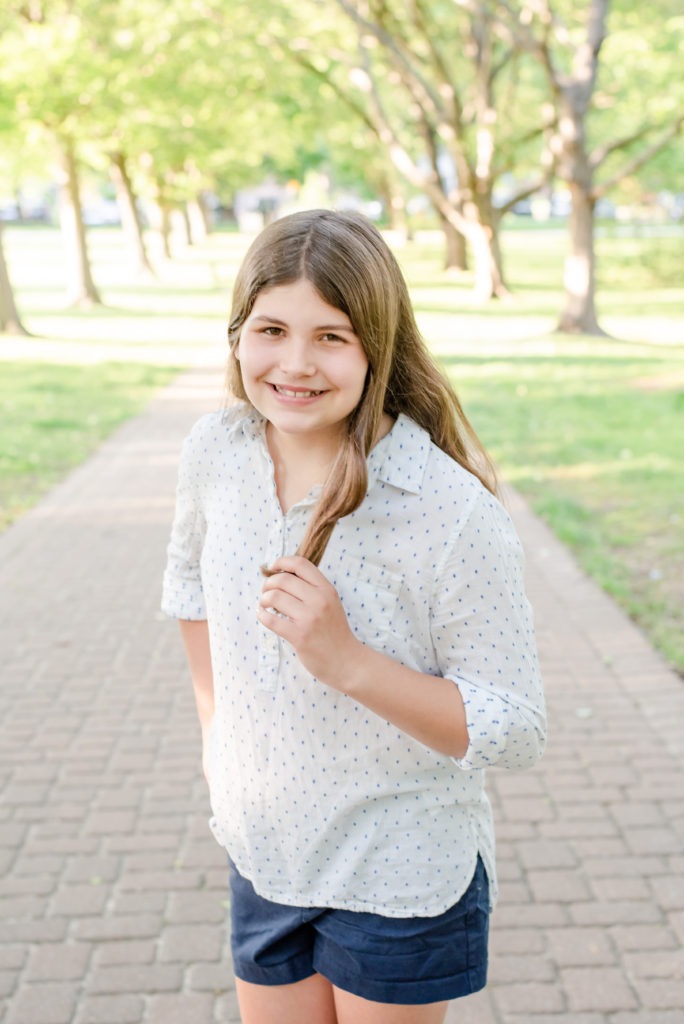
[320,332,345,343]
[261,325,284,336]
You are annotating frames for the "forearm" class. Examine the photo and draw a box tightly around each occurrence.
[178,619,215,732]
[327,640,470,759]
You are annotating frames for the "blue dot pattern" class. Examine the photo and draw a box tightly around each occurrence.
[162,406,546,917]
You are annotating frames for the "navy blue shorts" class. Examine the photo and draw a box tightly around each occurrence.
[228,857,490,1005]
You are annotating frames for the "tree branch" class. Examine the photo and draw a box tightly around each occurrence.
[593,116,684,199]
[589,122,662,171]
[344,37,473,237]
[569,0,609,112]
[496,173,551,215]
[286,47,380,137]
[334,0,446,125]
[494,116,558,177]
[497,0,563,93]
[410,0,464,132]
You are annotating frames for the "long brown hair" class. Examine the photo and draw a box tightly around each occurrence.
[227,209,496,566]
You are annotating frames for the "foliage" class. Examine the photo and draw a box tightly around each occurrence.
[0,0,389,211]
[0,1,681,214]
[0,1,682,330]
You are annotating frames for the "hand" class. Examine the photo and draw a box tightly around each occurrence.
[257,555,362,688]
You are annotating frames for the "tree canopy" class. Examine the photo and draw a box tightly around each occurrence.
[0,0,681,328]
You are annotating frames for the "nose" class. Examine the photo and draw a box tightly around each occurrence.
[278,336,316,376]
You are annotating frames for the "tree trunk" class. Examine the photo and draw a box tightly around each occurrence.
[557,183,605,334]
[389,191,412,239]
[148,197,173,260]
[438,211,468,272]
[385,140,505,300]
[187,194,212,243]
[469,186,508,299]
[374,168,409,238]
[437,200,506,300]
[468,219,507,301]
[458,190,507,300]
[0,224,28,335]
[159,204,173,258]
[547,1,609,334]
[56,135,103,307]
[178,206,193,246]
[110,151,155,278]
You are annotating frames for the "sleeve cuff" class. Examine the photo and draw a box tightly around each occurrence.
[450,680,510,770]
[161,576,207,620]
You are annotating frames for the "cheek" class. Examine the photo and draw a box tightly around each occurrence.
[346,355,370,396]
[234,342,264,379]
[232,351,262,402]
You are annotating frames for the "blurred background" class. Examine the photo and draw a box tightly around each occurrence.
[1,0,683,674]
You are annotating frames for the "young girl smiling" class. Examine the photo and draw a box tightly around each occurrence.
[163,209,546,1024]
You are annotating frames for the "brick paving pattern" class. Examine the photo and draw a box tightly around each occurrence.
[1,366,683,1023]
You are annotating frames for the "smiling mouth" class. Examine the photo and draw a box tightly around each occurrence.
[271,384,325,398]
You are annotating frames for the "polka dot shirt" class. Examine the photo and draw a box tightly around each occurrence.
[162,405,546,917]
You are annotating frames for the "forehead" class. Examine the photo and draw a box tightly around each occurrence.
[250,279,353,327]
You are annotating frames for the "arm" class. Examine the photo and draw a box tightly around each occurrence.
[333,641,469,758]
[258,491,546,768]
[178,619,214,780]
[258,556,469,758]
[161,420,214,775]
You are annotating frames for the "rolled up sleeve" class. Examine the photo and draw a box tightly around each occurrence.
[161,426,208,621]
[431,491,546,771]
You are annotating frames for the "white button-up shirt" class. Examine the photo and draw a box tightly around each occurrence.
[162,405,546,917]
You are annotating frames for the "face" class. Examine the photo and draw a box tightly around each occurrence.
[235,278,369,451]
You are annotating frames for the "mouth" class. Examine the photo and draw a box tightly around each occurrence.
[270,384,326,398]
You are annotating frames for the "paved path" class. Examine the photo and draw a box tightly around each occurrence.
[1,366,682,1024]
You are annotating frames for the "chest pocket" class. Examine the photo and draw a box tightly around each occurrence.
[333,555,403,648]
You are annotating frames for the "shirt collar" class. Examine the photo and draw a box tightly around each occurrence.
[369,414,430,495]
[238,404,265,441]
[237,406,430,496]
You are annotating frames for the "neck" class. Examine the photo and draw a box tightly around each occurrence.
[265,414,395,514]
[266,423,342,476]
[265,424,342,515]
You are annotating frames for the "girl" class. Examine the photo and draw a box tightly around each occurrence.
[162,209,546,1024]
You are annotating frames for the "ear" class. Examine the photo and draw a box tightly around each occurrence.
[233,342,240,361]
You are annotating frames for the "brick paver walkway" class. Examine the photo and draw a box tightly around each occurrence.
[1,366,682,1024]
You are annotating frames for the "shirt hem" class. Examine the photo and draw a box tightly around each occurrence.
[225,847,498,918]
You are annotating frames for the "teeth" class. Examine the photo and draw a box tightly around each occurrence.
[274,386,322,398]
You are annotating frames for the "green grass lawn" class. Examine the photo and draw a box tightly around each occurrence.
[454,350,683,671]
[0,361,179,530]
[1,221,683,674]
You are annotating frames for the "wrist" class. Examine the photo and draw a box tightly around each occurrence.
[319,636,370,695]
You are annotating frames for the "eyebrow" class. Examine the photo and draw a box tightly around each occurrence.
[250,315,356,333]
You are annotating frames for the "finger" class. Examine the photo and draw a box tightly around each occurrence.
[263,555,324,585]
[260,571,311,603]
[256,604,298,643]
[258,588,304,622]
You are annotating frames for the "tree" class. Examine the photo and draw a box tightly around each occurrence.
[0,47,29,335]
[0,0,316,281]
[109,151,155,277]
[511,0,684,333]
[0,224,27,335]
[283,0,556,299]
[55,133,103,306]
[0,1,110,305]
[92,0,363,256]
